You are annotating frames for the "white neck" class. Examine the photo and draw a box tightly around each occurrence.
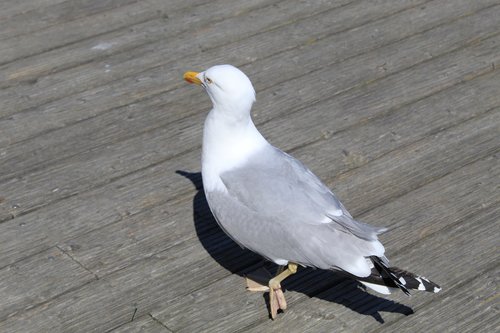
[202,108,268,192]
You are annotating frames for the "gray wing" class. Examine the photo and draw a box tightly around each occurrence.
[220,146,385,240]
[205,146,386,276]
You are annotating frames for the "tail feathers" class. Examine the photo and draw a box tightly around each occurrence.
[389,266,442,294]
[360,256,441,295]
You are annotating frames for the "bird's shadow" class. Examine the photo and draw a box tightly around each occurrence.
[176,170,414,323]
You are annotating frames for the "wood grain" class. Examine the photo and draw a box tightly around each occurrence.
[0,0,499,331]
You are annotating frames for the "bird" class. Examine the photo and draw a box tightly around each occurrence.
[183,64,441,319]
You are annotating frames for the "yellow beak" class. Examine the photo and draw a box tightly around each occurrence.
[183,71,202,85]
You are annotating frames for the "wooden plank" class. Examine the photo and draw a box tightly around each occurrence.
[0,0,139,41]
[0,0,69,20]
[266,71,500,178]
[0,1,497,331]
[109,315,172,333]
[254,33,500,146]
[0,0,484,132]
[1,31,498,225]
[4,1,498,189]
[371,267,499,332]
[357,155,500,254]
[0,0,399,115]
[454,295,500,333]
[149,156,499,332]
[0,0,342,90]
[4,8,498,182]
[0,246,95,321]
[314,108,500,216]
[1,0,494,139]
[0,0,250,66]
[0,0,275,88]
[0,239,259,332]
[54,193,246,277]
[150,264,349,332]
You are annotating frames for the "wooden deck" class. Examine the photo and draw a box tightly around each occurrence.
[0,0,499,331]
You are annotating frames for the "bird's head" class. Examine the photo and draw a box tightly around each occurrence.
[184,65,256,118]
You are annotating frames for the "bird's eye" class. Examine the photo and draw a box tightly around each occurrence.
[205,77,213,84]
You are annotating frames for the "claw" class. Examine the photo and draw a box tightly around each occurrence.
[270,286,288,319]
[275,288,287,310]
[269,282,288,319]
[246,263,298,319]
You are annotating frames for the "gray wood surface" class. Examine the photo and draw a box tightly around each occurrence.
[0,0,499,331]
[111,315,172,333]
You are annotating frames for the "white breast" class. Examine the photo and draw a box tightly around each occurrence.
[201,110,268,192]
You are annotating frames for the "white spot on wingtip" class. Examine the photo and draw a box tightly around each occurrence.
[434,286,441,293]
[399,277,406,285]
[415,277,426,290]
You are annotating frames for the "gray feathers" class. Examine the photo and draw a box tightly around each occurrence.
[206,145,386,277]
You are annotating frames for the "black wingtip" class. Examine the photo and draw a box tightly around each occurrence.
[368,257,441,295]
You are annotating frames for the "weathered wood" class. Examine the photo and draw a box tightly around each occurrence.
[0,0,140,41]
[109,315,172,333]
[1,16,498,224]
[0,1,498,171]
[325,109,499,215]
[0,0,271,86]
[0,247,95,321]
[0,0,69,20]
[0,0,416,121]
[1,0,499,331]
[1,0,496,146]
[0,239,258,332]
[373,266,499,332]
[151,264,349,332]
[0,0,258,66]
[0,0,335,92]
[274,70,500,177]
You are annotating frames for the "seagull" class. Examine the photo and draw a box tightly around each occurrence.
[183,64,441,319]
